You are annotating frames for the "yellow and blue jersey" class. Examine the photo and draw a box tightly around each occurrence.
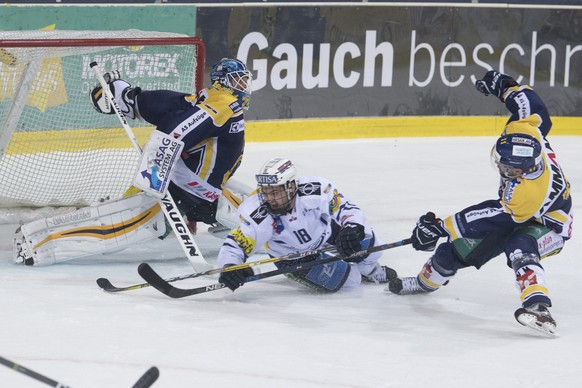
[136,86,245,203]
[443,86,572,241]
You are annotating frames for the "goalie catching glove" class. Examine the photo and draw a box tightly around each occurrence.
[90,70,141,119]
[411,212,448,251]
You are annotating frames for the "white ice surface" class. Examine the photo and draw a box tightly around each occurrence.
[0,137,581,388]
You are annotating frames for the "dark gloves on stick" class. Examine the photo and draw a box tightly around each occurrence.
[218,264,254,291]
[411,212,448,251]
[336,223,367,262]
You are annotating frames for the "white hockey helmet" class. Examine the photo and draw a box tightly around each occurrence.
[255,158,298,215]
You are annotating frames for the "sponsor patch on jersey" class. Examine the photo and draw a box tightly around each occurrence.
[177,110,208,134]
[229,120,245,134]
[231,227,255,255]
[514,91,531,118]
[203,103,218,115]
[272,217,284,234]
[503,180,521,203]
[229,101,242,113]
[464,207,499,223]
[328,189,343,214]
[239,215,251,226]
[298,182,321,196]
[250,205,269,224]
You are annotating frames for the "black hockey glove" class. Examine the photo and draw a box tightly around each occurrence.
[411,212,448,252]
[336,223,367,262]
[475,70,518,101]
[218,264,254,292]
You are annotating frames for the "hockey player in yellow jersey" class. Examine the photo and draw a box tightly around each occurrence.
[387,70,572,336]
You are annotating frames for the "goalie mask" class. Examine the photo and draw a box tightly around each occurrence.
[210,58,252,110]
[491,133,543,179]
[256,158,298,216]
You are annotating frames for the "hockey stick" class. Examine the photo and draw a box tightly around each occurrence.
[90,62,209,273]
[0,355,70,387]
[96,246,337,293]
[131,366,159,388]
[139,238,412,298]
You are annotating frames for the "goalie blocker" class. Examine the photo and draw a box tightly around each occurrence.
[13,179,250,266]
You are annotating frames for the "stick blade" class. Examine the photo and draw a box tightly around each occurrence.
[132,366,159,388]
[96,277,115,291]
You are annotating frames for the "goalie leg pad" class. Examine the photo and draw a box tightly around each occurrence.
[16,193,166,266]
[210,178,254,239]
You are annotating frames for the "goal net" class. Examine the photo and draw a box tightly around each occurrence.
[0,30,205,223]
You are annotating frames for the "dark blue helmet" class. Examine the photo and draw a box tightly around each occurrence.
[492,133,543,178]
[210,58,252,110]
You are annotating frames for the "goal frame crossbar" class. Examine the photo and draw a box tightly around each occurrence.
[0,36,206,94]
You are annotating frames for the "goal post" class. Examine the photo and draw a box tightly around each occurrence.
[0,30,205,223]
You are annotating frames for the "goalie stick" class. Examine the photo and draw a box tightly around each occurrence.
[139,238,412,298]
[90,62,209,273]
[96,246,337,293]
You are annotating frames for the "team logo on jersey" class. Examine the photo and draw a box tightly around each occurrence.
[250,205,269,224]
[298,182,321,196]
[229,120,245,134]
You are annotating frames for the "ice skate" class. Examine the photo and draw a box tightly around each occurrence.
[514,303,558,337]
[386,276,428,295]
[13,234,34,266]
[362,264,397,284]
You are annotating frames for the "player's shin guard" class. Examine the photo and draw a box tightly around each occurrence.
[510,250,551,308]
[417,256,454,292]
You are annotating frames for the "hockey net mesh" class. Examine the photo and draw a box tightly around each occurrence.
[0,30,204,223]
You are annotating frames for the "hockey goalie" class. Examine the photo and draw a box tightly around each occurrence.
[13,58,253,266]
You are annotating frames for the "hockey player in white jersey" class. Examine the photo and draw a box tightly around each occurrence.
[216,158,397,293]
[387,71,572,336]
[13,58,252,266]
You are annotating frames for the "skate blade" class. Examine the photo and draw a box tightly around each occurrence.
[516,312,559,337]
